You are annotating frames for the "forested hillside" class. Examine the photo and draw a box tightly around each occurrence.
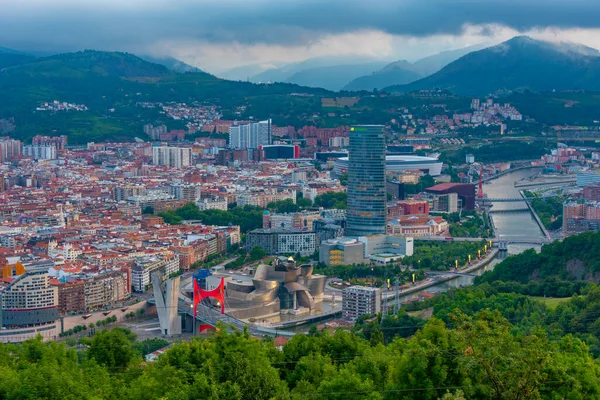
[1,315,600,399]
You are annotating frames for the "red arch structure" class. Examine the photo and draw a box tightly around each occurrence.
[198,324,216,333]
[193,277,225,316]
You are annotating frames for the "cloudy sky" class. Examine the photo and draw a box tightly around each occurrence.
[2,0,600,74]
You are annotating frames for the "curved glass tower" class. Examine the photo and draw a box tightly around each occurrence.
[346,125,386,236]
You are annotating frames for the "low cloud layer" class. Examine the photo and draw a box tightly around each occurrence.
[1,0,599,72]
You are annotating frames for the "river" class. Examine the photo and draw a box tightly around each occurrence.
[389,167,546,303]
[484,167,546,254]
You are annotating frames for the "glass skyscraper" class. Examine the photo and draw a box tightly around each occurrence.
[346,125,387,236]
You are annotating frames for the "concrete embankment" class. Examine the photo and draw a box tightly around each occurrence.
[520,190,552,241]
[384,248,499,300]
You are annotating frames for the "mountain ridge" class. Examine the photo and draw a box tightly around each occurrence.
[385,36,600,96]
[343,60,423,91]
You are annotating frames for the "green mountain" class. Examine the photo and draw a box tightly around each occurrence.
[0,46,37,69]
[0,49,331,143]
[385,36,600,96]
[342,60,423,91]
[0,52,37,69]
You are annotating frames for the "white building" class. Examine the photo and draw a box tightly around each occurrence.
[357,235,414,264]
[152,146,192,168]
[196,197,228,211]
[23,145,57,160]
[229,119,271,150]
[342,286,381,321]
[329,137,350,148]
[277,232,319,256]
[131,254,180,292]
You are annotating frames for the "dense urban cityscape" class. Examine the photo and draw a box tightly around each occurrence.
[3,0,600,398]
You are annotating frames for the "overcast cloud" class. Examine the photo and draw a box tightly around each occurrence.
[1,0,600,73]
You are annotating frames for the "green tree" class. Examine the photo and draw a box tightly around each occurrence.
[297,197,313,208]
[249,246,266,261]
[87,329,138,371]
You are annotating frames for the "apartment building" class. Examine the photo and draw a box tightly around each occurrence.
[131,253,180,292]
[342,286,381,321]
[152,146,192,168]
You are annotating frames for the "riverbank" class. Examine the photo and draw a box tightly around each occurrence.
[520,190,552,241]
[383,248,499,301]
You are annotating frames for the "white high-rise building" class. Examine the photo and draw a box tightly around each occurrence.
[229,119,271,150]
[152,146,192,168]
[23,145,57,160]
[342,286,381,321]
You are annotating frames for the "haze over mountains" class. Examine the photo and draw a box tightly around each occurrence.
[386,36,600,96]
[220,47,489,91]
[2,36,600,102]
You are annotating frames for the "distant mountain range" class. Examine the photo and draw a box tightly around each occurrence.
[246,56,391,90]
[0,46,37,69]
[343,60,424,91]
[227,45,491,92]
[412,43,490,76]
[385,36,600,96]
[138,55,203,74]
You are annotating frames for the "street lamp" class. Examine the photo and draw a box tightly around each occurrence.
[190,303,195,337]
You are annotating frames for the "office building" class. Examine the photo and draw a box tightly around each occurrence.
[23,145,57,160]
[320,238,366,266]
[229,119,271,150]
[342,286,381,321]
[346,125,387,236]
[152,146,192,168]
